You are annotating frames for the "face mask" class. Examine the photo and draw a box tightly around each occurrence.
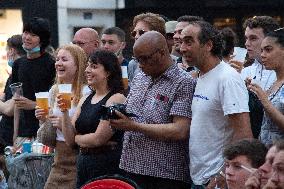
[22,45,41,54]
[8,59,14,67]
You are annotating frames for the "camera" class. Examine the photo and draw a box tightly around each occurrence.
[100,104,136,120]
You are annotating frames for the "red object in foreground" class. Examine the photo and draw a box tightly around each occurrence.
[81,178,135,189]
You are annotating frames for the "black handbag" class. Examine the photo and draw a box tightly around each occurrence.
[248,91,264,138]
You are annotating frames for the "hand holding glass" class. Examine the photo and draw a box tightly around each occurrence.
[9,82,23,98]
[58,84,72,110]
[35,92,49,117]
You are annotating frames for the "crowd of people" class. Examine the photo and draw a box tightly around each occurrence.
[0,12,283,189]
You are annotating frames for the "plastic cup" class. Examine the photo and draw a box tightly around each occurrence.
[22,141,32,153]
[58,84,72,109]
[232,47,247,63]
[121,66,128,90]
[32,142,43,154]
[35,92,49,117]
[9,82,23,97]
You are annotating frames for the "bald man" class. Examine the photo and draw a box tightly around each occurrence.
[72,28,100,56]
[110,31,195,189]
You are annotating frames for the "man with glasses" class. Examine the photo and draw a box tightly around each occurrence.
[110,31,195,189]
[180,21,252,189]
[72,27,100,56]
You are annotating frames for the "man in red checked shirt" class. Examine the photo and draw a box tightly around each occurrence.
[110,31,196,189]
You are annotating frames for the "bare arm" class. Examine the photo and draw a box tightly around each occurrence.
[111,113,190,141]
[248,82,284,131]
[75,93,126,148]
[228,112,253,142]
[0,99,14,116]
[60,95,88,147]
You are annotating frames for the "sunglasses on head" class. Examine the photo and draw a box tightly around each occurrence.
[131,29,147,38]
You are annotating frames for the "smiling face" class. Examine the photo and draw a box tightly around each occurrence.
[85,61,109,88]
[245,27,265,61]
[55,49,77,83]
[261,36,284,71]
[22,31,40,50]
[173,21,190,53]
[225,155,252,189]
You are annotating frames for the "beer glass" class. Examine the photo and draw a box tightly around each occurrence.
[35,92,49,117]
[58,84,72,109]
[121,66,128,90]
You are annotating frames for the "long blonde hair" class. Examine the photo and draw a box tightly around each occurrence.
[52,44,87,106]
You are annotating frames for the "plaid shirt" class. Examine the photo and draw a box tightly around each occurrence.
[120,63,196,182]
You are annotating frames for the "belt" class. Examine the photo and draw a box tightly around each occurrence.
[79,144,119,155]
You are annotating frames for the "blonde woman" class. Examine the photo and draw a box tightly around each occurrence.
[35,44,89,189]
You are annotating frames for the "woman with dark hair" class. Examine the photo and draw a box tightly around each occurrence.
[11,17,55,144]
[248,28,284,147]
[58,49,126,188]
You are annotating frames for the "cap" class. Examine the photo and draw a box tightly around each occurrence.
[165,21,178,34]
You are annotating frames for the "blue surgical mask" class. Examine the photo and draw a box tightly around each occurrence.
[22,45,41,54]
[8,59,14,67]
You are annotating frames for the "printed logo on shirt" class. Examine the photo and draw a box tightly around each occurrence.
[193,94,209,100]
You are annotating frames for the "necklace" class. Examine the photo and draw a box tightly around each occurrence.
[267,81,284,101]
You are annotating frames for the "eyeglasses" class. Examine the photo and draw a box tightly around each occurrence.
[131,29,147,38]
[72,40,97,46]
[133,49,161,64]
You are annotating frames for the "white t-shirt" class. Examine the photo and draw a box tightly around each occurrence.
[241,59,276,90]
[189,62,249,185]
[48,85,91,141]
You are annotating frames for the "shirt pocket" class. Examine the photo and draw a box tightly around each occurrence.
[144,97,171,123]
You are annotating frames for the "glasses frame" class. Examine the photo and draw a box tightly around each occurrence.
[133,49,161,64]
[72,40,98,46]
[131,29,147,38]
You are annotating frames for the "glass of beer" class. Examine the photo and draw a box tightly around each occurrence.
[58,84,72,109]
[35,92,49,117]
[121,66,128,90]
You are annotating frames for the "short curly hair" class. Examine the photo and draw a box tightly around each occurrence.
[243,16,279,36]
[223,139,268,168]
[133,12,166,36]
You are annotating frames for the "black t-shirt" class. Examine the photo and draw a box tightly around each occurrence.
[0,76,14,146]
[11,53,56,137]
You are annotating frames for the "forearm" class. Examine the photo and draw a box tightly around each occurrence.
[76,133,111,148]
[61,111,76,147]
[262,99,284,130]
[135,122,189,141]
[0,100,14,116]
